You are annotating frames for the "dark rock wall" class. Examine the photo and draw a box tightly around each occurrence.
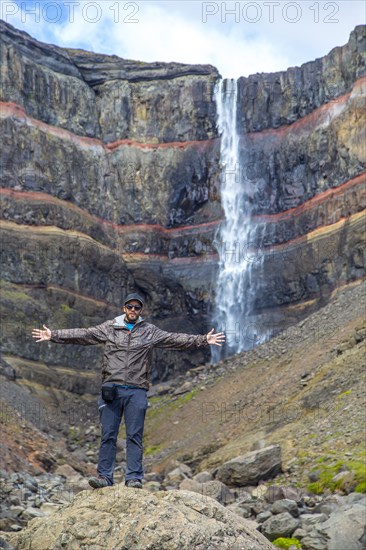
[228,25,365,339]
[0,20,220,388]
[236,25,366,133]
[0,20,365,394]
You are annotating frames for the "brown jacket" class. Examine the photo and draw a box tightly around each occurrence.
[50,315,208,390]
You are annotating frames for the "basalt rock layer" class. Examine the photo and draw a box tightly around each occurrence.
[0,20,220,393]
[0,21,365,408]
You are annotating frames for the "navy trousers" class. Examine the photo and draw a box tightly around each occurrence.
[97,386,148,485]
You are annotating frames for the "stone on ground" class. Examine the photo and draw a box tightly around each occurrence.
[6,485,276,549]
[216,445,282,486]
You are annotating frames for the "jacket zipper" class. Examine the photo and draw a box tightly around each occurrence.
[126,331,131,375]
[125,323,138,377]
[121,320,141,381]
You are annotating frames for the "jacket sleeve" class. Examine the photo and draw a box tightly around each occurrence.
[50,321,111,346]
[151,326,208,350]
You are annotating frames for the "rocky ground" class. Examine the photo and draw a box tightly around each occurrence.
[0,457,365,549]
[1,481,276,550]
[142,279,366,482]
[0,279,365,549]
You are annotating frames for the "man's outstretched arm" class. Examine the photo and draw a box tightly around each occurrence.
[152,326,225,350]
[32,322,110,345]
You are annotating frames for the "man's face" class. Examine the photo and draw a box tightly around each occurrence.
[123,300,143,323]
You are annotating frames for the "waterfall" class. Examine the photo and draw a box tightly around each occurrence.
[211,79,264,363]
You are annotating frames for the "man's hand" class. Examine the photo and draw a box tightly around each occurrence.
[32,325,51,342]
[206,328,225,346]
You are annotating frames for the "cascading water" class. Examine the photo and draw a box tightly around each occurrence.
[211,78,264,363]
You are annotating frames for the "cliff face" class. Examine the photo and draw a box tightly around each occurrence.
[0,21,365,402]
[232,26,365,334]
[0,20,220,390]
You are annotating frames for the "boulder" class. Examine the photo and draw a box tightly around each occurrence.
[260,511,300,541]
[144,472,164,482]
[54,464,82,480]
[251,485,268,499]
[256,511,273,523]
[192,471,212,483]
[301,514,328,530]
[331,470,357,493]
[173,381,194,396]
[19,507,45,521]
[302,497,366,550]
[39,503,61,516]
[300,535,328,550]
[53,464,89,493]
[164,463,192,486]
[147,382,172,397]
[179,479,235,505]
[0,534,16,549]
[312,494,342,516]
[216,445,282,486]
[7,485,275,549]
[179,478,207,492]
[265,485,304,504]
[270,498,299,517]
[225,504,252,519]
[342,493,365,506]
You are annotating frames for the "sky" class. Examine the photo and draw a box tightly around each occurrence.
[1,1,365,78]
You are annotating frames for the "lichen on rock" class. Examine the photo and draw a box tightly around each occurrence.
[7,485,275,549]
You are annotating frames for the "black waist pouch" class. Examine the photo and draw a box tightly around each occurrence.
[101,384,117,402]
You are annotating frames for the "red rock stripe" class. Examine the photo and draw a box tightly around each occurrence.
[3,282,118,308]
[0,187,220,235]
[0,102,215,151]
[99,209,366,263]
[244,76,366,139]
[0,76,364,151]
[106,138,215,151]
[251,172,366,223]
[2,209,364,265]
[1,170,364,232]
[149,209,366,262]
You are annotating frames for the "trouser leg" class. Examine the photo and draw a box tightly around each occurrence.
[123,389,148,482]
[97,393,123,485]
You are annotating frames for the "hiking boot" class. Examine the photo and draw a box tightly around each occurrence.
[88,476,111,489]
[125,479,142,489]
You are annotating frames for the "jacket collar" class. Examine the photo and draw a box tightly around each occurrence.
[112,313,144,328]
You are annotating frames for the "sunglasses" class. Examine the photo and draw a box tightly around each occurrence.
[125,304,142,312]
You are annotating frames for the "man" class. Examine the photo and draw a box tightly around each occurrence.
[32,293,225,490]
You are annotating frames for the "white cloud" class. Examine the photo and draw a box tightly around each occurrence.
[1,0,54,43]
[1,1,365,79]
[97,3,289,77]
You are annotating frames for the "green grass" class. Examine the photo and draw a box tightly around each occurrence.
[144,444,162,457]
[355,480,366,493]
[0,280,30,301]
[337,390,351,398]
[148,394,171,407]
[307,454,366,494]
[273,538,301,549]
[174,388,200,405]
[147,388,200,422]
[60,304,73,313]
